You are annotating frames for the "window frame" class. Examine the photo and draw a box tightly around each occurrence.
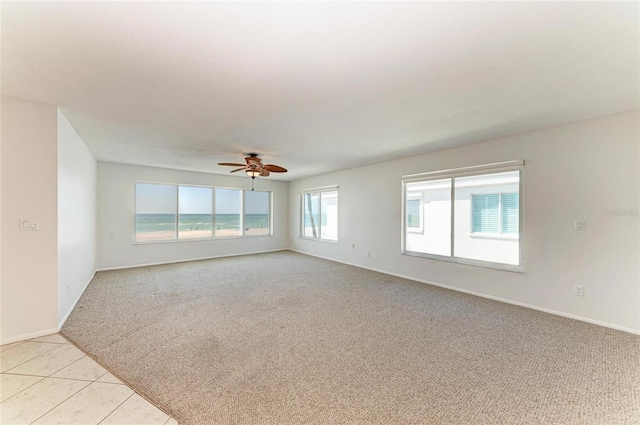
[300,185,339,243]
[134,181,272,245]
[401,161,524,272]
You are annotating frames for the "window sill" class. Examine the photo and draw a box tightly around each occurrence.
[401,250,524,273]
[469,233,519,241]
[134,234,273,245]
[299,236,339,244]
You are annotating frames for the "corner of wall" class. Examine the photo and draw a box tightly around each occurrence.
[56,108,98,329]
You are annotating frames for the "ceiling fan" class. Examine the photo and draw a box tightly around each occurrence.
[218,153,287,179]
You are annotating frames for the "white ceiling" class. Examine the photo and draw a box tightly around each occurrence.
[2,2,638,181]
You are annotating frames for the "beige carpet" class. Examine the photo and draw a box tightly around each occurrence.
[62,251,640,424]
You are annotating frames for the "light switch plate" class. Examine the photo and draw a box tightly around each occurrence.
[20,219,39,231]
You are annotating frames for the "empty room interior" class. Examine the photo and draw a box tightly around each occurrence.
[1,2,639,425]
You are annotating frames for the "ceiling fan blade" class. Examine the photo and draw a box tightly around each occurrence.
[218,162,246,167]
[264,164,287,173]
[230,167,246,173]
[259,169,270,177]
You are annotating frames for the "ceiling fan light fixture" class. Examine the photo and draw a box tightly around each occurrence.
[246,169,260,178]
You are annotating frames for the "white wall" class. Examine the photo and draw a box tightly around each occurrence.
[57,109,97,327]
[97,162,289,269]
[0,97,3,342]
[1,96,59,343]
[289,110,640,333]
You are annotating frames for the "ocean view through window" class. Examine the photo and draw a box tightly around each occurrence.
[179,186,213,240]
[215,188,241,236]
[135,183,177,243]
[135,183,271,243]
[245,190,270,235]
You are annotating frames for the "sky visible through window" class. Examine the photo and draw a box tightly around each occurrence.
[179,186,212,214]
[215,188,241,214]
[245,190,269,215]
[136,185,269,215]
[136,184,176,214]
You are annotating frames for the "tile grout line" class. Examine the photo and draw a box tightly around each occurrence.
[46,353,90,379]
[0,374,45,404]
[0,341,25,352]
[52,335,175,422]
[27,380,92,425]
[0,372,125,384]
[132,390,174,424]
[10,340,109,382]
[7,351,89,381]
[5,353,127,385]
[1,343,62,374]
[95,369,110,382]
[96,392,136,425]
[2,349,121,422]
[2,373,119,384]
[60,337,142,394]
[3,338,173,424]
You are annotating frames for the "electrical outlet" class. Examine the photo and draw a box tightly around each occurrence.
[573,285,584,297]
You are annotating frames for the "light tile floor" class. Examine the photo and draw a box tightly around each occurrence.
[1,333,177,425]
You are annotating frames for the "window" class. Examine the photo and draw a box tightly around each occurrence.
[405,197,423,232]
[301,187,338,241]
[244,190,270,235]
[402,161,523,271]
[135,183,177,243]
[179,186,213,240]
[404,178,451,256]
[215,188,241,237]
[302,193,319,239]
[471,193,519,235]
[134,182,271,243]
[501,193,519,234]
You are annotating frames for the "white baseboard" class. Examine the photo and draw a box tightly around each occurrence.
[1,270,98,345]
[288,249,640,336]
[57,270,97,330]
[1,328,61,346]
[8,250,288,344]
[96,248,289,272]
